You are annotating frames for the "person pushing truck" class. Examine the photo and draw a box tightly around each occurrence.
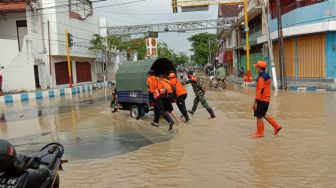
[183,70,216,119]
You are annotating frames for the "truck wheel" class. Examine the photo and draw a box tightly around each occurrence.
[110,99,117,113]
[130,105,140,120]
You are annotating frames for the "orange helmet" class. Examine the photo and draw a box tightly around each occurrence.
[168,72,176,78]
[253,61,267,69]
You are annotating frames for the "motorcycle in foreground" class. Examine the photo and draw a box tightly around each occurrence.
[0,139,66,188]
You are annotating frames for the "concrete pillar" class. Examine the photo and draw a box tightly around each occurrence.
[38,63,47,89]
[51,60,57,88]
[72,59,77,84]
[91,60,97,83]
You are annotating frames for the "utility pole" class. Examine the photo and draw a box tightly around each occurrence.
[275,0,287,89]
[244,0,251,82]
[261,0,278,91]
[65,30,73,88]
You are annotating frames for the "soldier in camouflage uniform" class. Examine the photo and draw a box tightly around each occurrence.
[182,70,216,118]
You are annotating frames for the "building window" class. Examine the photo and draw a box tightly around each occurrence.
[16,20,27,51]
[69,0,93,20]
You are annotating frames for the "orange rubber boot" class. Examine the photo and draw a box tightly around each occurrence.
[252,119,264,138]
[264,115,282,135]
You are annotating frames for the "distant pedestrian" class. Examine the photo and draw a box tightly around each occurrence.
[0,73,3,96]
[168,72,190,122]
[183,70,216,119]
[252,61,282,138]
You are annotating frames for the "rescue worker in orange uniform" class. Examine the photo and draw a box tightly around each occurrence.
[252,61,282,138]
[154,74,175,131]
[168,72,190,122]
[147,70,160,127]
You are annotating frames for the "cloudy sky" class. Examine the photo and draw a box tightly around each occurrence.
[94,0,218,55]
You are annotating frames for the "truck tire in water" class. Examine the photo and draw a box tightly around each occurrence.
[130,105,141,120]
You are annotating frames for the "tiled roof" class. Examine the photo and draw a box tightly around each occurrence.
[0,2,26,14]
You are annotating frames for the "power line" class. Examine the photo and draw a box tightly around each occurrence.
[99,10,172,16]
[4,0,148,20]
[0,33,91,44]
[36,0,147,11]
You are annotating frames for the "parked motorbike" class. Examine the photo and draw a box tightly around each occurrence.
[209,76,227,91]
[0,139,66,188]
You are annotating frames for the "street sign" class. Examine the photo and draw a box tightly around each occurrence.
[146,31,158,38]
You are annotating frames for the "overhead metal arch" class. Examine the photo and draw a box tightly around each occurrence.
[105,18,237,36]
[174,0,244,8]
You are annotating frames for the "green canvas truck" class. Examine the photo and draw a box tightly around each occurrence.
[111,58,176,119]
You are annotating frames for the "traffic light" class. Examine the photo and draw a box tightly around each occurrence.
[67,32,74,47]
[172,0,177,13]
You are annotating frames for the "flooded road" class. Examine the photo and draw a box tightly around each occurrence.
[0,89,173,161]
[1,84,336,187]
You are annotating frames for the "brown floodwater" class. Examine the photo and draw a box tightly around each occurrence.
[1,83,336,187]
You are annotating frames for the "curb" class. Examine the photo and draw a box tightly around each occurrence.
[287,86,327,91]
[0,82,109,104]
[227,79,333,92]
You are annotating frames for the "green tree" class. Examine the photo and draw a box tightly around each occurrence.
[90,34,146,60]
[158,42,189,65]
[89,34,106,52]
[157,42,174,60]
[90,34,121,55]
[173,52,189,65]
[188,32,219,66]
[128,38,146,60]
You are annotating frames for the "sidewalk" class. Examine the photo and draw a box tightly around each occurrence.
[226,75,336,91]
[0,82,111,104]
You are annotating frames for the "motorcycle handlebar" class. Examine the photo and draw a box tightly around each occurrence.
[40,143,64,157]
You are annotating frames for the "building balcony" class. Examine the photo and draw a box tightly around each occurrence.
[269,0,336,33]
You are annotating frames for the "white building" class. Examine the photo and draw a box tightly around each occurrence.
[0,0,116,92]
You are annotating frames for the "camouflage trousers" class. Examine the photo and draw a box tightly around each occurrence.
[191,93,210,112]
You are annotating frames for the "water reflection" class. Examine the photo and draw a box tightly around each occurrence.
[1,89,172,161]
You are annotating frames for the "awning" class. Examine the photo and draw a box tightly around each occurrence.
[0,2,26,14]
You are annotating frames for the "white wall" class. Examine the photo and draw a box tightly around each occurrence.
[0,11,37,92]
[0,13,26,40]
[0,39,20,69]
[40,0,101,87]
[0,13,26,69]
[224,31,237,49]
[41,0,99,58]
[2,37,36,92]
[0,1,102,91]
